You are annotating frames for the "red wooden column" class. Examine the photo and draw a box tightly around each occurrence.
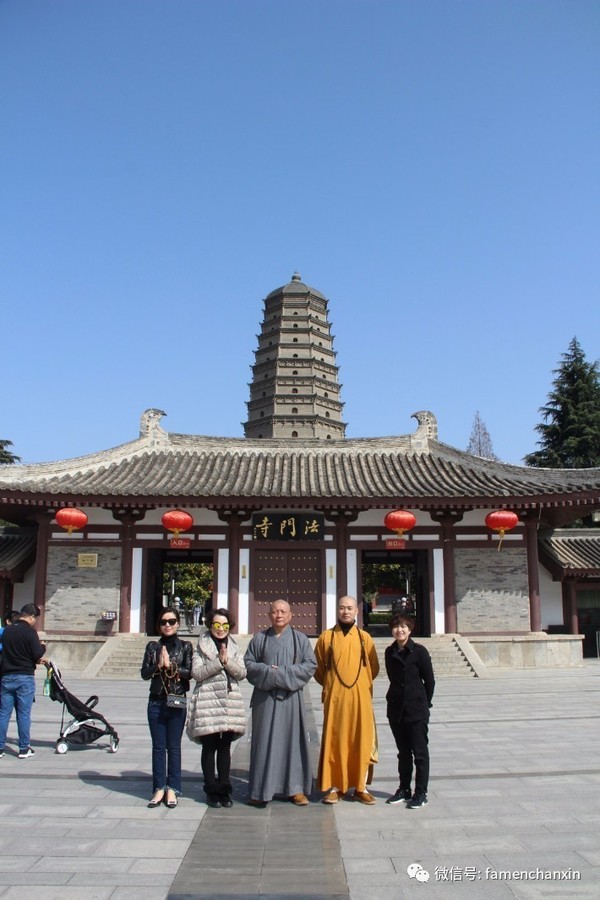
[218,510,245,631]
[113,509,146,634]
[565,580,578,635]
[335,517,349,599]
[32,512,52,631]
[0,580,9,616]
[442,518,457,633]
[227,513,241,631]
[523,514,542,632]
[324,509,357,606]
[118,517,134,634]
[432,511,463,634]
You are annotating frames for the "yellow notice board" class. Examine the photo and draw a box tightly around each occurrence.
[77,553,98,568]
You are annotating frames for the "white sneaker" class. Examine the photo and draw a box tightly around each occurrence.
[18,748,35,759]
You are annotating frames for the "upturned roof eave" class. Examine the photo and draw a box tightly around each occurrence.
[1,488,598,511]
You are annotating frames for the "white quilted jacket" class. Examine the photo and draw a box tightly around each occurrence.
[186,629,247,741]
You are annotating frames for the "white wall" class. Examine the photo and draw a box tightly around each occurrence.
[325,548,337,628]
[432,548,445,634]
[238,548,249,634]
[217,548,229,607]
[130,548,143,632]
[12,562,36,607]
[539,564,564,628]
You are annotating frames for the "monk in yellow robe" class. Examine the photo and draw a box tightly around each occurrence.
[314,596,380,805]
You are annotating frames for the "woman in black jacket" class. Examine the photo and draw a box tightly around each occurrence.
[141,607,192,808]
[385,612,435,809]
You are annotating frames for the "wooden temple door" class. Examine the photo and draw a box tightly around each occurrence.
[251,549,322,635]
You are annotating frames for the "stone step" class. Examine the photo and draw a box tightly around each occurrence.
[91,631,481,679]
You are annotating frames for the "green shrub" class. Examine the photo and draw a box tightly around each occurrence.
[368,611,392,625]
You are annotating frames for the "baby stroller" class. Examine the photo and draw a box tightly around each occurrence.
[45,662,120,754]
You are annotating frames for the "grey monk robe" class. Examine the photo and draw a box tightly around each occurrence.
[244,626,317,802]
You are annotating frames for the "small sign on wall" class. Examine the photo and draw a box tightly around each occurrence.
[77,553,98,568]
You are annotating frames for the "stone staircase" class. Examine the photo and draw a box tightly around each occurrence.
[84,631,485,679]
[371,635,481,677]
[83,634,151,679]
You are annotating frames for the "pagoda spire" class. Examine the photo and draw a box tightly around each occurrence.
[243,273,346,440]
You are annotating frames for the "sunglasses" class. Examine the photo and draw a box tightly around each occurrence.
[160,618,178,627]
[211,621,230,631]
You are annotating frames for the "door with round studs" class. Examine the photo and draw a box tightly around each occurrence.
[251,550,322,635]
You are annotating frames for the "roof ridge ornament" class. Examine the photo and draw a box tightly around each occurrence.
[411,410,438,452]
[139,408,168,442]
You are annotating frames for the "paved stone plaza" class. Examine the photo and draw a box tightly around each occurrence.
[0,661,599,899]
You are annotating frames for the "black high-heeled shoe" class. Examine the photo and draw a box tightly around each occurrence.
[148,791,165,808]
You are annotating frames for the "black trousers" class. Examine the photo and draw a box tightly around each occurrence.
[200,731,235,794]
[388,717,429,795]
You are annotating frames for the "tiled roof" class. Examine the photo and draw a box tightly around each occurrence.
[0,528,37,577]
[265,272,326,301]
[539,530,600,576]
[1,412,599,510]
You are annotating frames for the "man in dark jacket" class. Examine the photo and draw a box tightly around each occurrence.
[0,604,47,759]
[384,612,435,809]
[0,610,21,700]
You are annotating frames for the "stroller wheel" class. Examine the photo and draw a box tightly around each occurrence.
[109,737,119,753]
[56,740,69,754]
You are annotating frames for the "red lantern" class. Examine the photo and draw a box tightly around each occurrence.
[55,507,88,534]
[161,509,194,536]
[384,509,417,536]
[485,510,519,551]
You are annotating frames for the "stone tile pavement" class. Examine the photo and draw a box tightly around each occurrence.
[0,660,598,898]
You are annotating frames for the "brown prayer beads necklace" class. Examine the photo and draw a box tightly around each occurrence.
[326,627,368,689]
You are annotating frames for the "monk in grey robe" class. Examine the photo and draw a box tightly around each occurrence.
[244,600,317,806]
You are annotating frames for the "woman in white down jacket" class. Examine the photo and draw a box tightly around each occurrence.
[187,608,247,808]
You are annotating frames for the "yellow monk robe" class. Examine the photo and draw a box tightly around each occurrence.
[314,624,380,793]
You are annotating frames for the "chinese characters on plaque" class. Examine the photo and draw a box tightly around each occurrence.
[252,513,324,541]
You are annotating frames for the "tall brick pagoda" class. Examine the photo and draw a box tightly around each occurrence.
[243,272,346,440]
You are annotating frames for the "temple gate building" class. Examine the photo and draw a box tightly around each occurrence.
[1,274,599,664]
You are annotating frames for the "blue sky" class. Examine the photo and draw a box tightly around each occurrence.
[1,0,598,466]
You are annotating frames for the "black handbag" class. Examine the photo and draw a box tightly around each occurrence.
[166,693,187,710]
[160,662,187,710]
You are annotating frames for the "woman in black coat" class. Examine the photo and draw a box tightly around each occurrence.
[141,607,193,808]
[385,612,435,809]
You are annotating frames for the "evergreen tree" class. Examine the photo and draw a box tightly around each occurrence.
[0,438,20,464]
[466,411,498,460]
[524,337,600,469]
